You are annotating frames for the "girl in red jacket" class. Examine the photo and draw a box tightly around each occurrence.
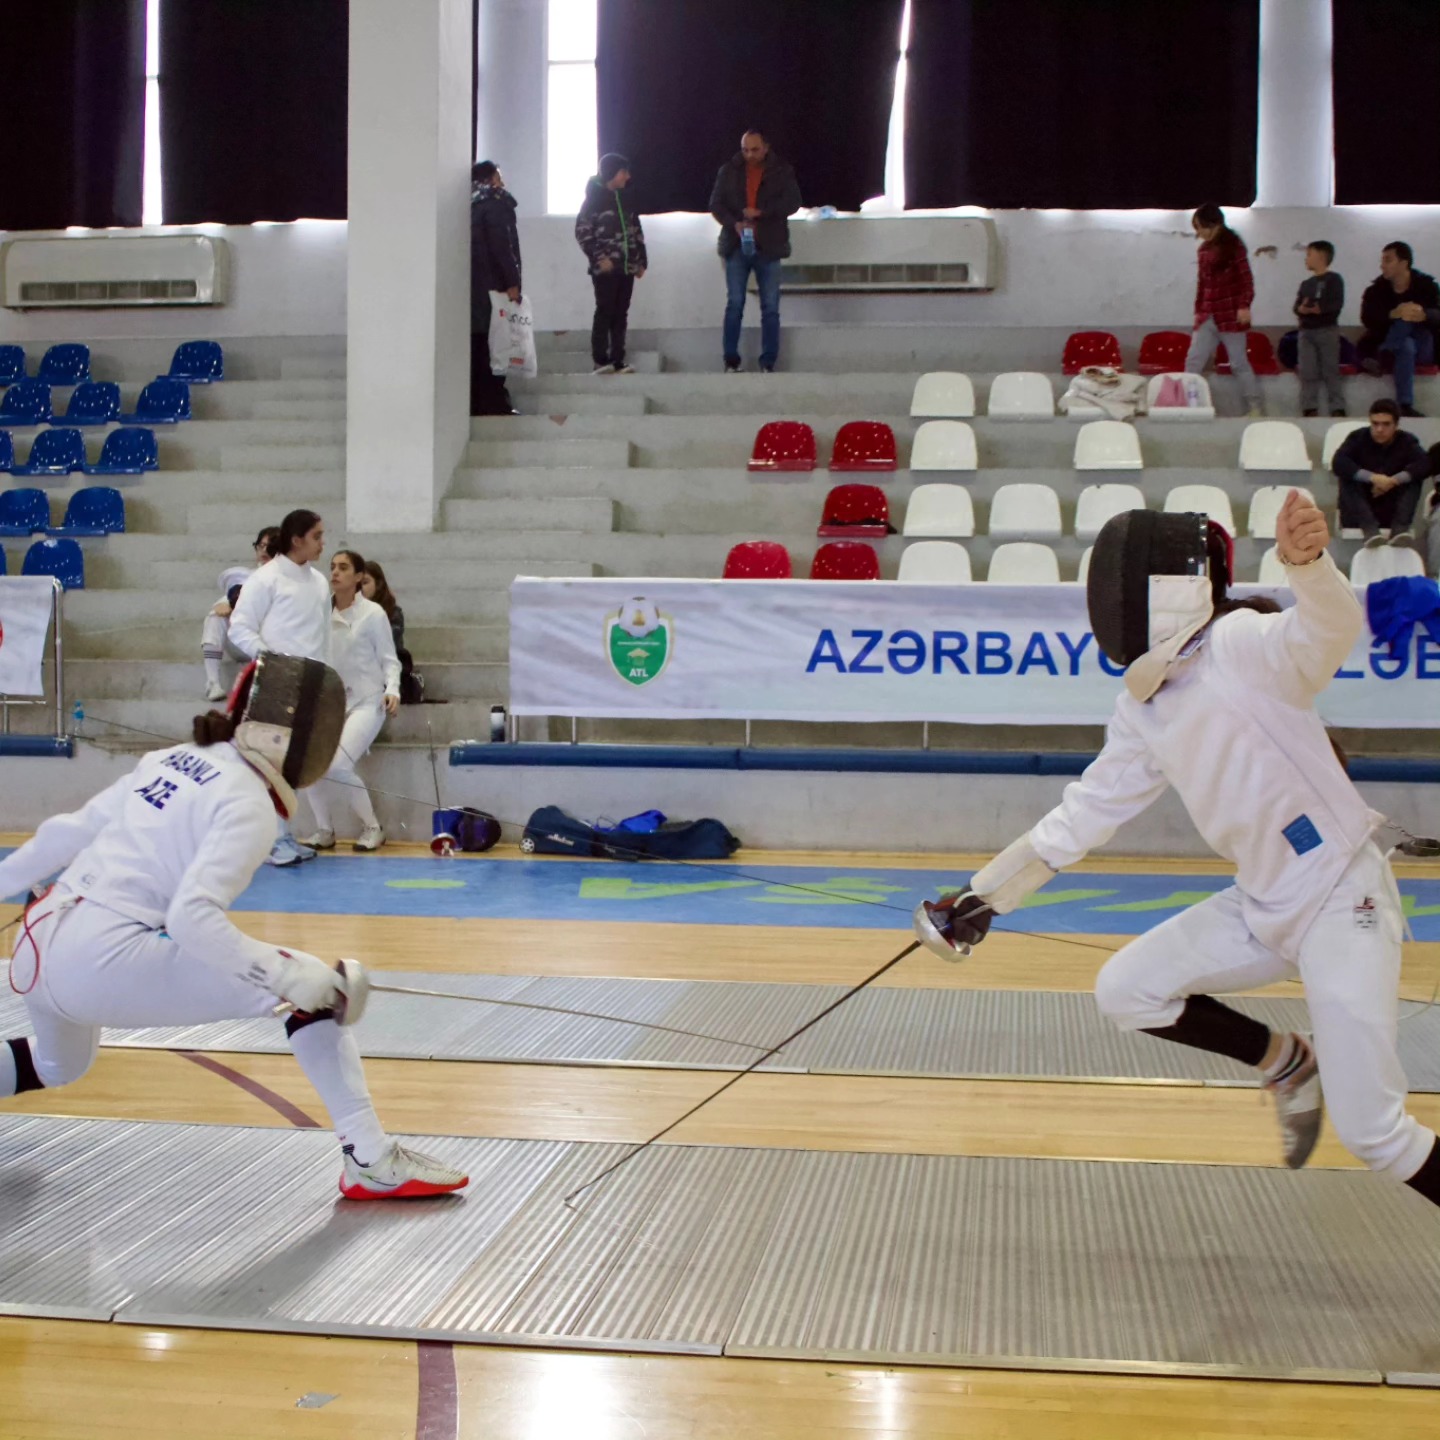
[1184,204,1263,416]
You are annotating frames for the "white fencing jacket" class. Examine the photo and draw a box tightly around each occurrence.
[0,742,292,994]
[1025,553,1379,958]
[227,554,330,662]
[327,594,400,710]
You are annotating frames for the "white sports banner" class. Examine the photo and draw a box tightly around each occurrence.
[0,577,56,697]
[509,578,1440,728]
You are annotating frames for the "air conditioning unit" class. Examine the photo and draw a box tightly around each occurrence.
[1,234,229,309]
[778,216,997,293]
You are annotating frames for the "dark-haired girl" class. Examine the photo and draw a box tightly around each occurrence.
[1184,204,1263,416]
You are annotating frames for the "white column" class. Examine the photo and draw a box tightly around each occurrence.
[346,0,472,534]
[476,0,547,218]
[1255,0,1333,207]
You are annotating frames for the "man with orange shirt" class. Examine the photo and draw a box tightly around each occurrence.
[709,130,801,374]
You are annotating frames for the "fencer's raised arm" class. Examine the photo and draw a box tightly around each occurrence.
[0,770,132,902]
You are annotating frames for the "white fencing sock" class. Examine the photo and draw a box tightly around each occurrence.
[203,655,222,687]
[287,1019,387,1161]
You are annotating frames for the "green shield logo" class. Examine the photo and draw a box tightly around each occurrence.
[606,598,671,686]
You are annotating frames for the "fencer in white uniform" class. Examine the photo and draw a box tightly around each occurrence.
[300,550,400,852]
[917,492,1440,1208]
[0,653,467,1200]
[200,527,278,702]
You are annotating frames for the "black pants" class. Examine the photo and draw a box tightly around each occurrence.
[591,271,635,367]
[1337,475,1422,537]
[470,291,514,415]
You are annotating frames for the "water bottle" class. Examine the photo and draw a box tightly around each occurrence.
[740,225,756,257]
[489,704,507,743]
[1185,375,1201,408]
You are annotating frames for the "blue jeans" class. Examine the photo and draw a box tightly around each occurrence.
[1380,319,1435,406]
[723,250,781,369]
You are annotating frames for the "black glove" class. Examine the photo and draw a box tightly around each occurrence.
[913,888,993,962]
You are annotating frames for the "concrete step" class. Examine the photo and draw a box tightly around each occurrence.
[539,351,662,375]
[186,502,350,536]
[437,493,615,530]
[220,443,346,472]
[253,399,347,421]
[463,438,632,469]
[500,392,648,419]
[280,356,347,380]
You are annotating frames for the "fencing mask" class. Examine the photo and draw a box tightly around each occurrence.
[229,654,346,817]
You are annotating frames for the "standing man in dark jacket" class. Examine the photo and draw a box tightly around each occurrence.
[470,160,522,416]
[1330,398,1431,541]
[575,153,647,375]
[709,131,801,374]
[1357,241,1440,418]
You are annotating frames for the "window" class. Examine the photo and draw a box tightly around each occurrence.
[546,0,597,214]
[142,0,162,224]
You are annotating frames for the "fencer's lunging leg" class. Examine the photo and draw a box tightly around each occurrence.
[285,1011,387,1159]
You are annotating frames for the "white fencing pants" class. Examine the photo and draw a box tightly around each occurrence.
[1094,844,1434,1181]
[306,700,385,834]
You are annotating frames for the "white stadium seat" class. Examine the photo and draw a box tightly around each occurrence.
[1247,484,1315,540]
[1322,419,1365,470]
[902,482,975,537]
[897,540,973,583]
[1145,372,1215,422]
[987,372,1054,420]
[1074,483,1145,542]
[910,371,976,418]
[1164,484,1236,535]
[1077,545,1094,584]
[1073,419,1143,471]
[1257,545,1289,586]
[1351,542,1426,586]
[988,482,1062,540]
[1240,420,1311,472]
[910,419,978,472]
[987,542,1061,584]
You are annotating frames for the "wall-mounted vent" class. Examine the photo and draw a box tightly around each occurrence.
[1,235,228,309]
[775,217,997,293]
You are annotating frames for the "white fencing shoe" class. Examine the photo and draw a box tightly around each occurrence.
[339,1141,469,1200]
[204,681,227,702]
[298,829,335,851]
[353,823,385,852]
[1267,1035,1323,1169]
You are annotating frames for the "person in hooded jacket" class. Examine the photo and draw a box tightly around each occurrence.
[575,153,647,375]
[470,160,523,416]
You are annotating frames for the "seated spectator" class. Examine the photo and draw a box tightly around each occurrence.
[1357,241,1440,418]
[1422,450,1440,577]
[359,560,421,703]
[200,525,278,701]
[1331,398,1429,545]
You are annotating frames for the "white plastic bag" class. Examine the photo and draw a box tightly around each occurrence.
[489,291,537,379]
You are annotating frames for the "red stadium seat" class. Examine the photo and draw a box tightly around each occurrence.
[1216,331,1281,376]
[817,483,891,538]
[810,540,881,580]
[1062,331,1123,374]
[723,540,792,578]
[1137,330,1191,375]
[829,420,897,472]
[748,420,816,472]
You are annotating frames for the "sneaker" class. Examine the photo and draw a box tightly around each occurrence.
[265,836,307,868]
[1265,1035,1323,1170]
[1360,358,1384,377]
[592,363,615,375]
[1389,532,1417,549]
[1302,409,1318,418]
[340,1141,469,1200]
[1401,404,1424,418]
[723,360,742,374]
[760,364,776,375]
[204,680,227,702]
[612,362,635,375]
[1363,533,1387,548]
[1245,406,1264,418]
[353,823,385,852]
[298,829,335,851]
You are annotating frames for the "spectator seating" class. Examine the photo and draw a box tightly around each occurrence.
[910,420,977,472]
[54,381,121,426]
[23,536,84,589]
[1077,546,1093,584]
[1216,332,1281,376]
[1137,331,1191,375]
[1145,372,1215,422]
[902,483,975,538]
[1075,483,1145,543]
[749,420,816,472]
[0,380,54,427]
[1165,484,1236,535]
[817,483,891,538]
[988,483,1063,540]
[12,427,86,478]
[1257,546,1289,586]
[161,340,224,384]
[119,378,191,424]
[50,486,125,536]
[1321,419,1363,469]
[1351,542,1425,587]
[988,542,1060,584]
[810,541,880,580]
[723,540,792,579]
[898,540,972,583]
[85,426,159,475]
[829,421,897,472]
[1073,420,1143,471]
[988,372,1054,420]
[0,489,51,536]
[909,372,975,418]
[0,346,25,386]
[1248,484,1315,539]
[0,432,12,472]
[36,344,91,387]
[1062,331,1123,374]
[1240,421,1310,472]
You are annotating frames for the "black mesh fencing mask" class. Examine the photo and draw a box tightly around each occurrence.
[231,653,346,814]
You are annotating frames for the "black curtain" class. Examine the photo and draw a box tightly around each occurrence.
[0,0,145,230]
[597,0,905,215]
[1334,0,1440,203]
[906,0,1259,210]
[159,0,348,224]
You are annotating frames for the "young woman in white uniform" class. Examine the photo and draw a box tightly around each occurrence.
[300,550,399,852]
[0,653,466,1201]
[200,526,278,702]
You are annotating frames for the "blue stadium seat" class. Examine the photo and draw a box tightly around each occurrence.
[85,426,159,475]
[51,486,124,537]
[36,344,91,387]
[23,537,84,589]
[0,489,52,536]
[119,377,191,424]
[161,340,224,384]
[0,433,12,473]
[0,381,54,427]
[54,381,121,426]
[11,428,86,478]
[0,346,24,387]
